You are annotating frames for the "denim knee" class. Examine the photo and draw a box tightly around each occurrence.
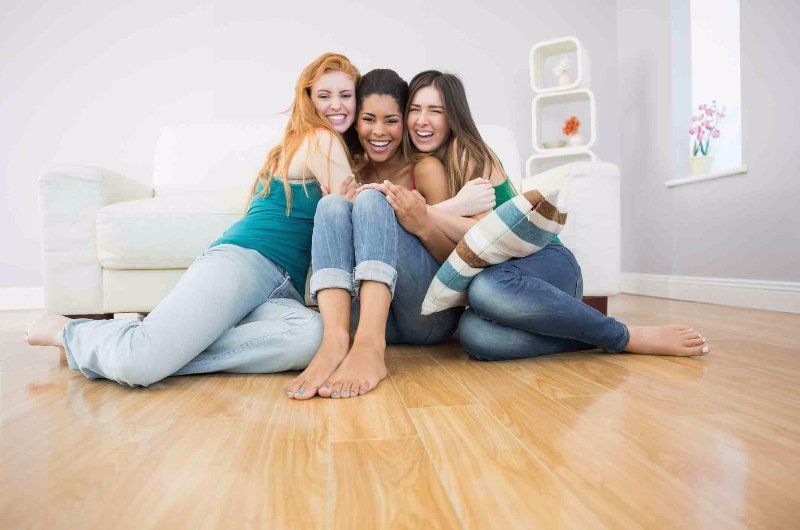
[315,193,351,220]
[352,188,392,218]
[458,309,498,361]
[468,266,518,317]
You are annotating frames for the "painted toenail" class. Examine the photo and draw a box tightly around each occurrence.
[332,391,338,398]
[702,346,709,353]
[296,389,305,395]
[286,391,292,396]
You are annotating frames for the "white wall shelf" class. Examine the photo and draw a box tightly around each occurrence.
[532,89,596,153]
[526,149,597,178]
[529,36,591,94]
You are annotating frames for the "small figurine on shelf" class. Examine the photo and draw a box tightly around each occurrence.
[553,58,573,87]
[563,116,584,146]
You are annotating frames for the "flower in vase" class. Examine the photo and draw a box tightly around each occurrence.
[562,116,580,136]
[689,100,726,156]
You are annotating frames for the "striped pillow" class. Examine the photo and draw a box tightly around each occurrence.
[421,189,567,315]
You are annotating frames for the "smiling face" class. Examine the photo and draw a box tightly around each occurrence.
[406,85,450,153]
[357,94,404,163]
[310,71,356,133]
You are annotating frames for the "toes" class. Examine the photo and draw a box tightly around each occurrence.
[690,344,710,356]
[284,378,304,397]
[318,382,333,398]
[331,382,344,399]
[293,381,317,400]
[684,337,705,347]
[358,379,370,396]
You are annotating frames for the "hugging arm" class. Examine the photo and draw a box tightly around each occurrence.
[306,129,356,194]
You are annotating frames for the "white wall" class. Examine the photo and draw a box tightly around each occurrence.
[617,0,800,283]
[0,0,620,292]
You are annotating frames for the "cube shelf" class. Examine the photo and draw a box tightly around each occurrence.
[532,89,596,153]
[526,150,597,178]
[529,36,591,94]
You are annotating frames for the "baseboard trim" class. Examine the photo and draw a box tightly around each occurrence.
[0,286,45,311]
[620,273,800,314]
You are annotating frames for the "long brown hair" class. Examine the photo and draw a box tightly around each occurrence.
[252,53,360,210]
[403,70,498,196]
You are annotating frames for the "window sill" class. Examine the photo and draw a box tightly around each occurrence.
[665,165,748,188]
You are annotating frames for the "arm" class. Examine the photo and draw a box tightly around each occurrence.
[305,129,355,195]
[426,206,489,244]
[414,219,457,264]
[381,181,455,264]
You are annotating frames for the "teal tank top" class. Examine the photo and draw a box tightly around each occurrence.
[211,179,323,296]
[493,178,561,245]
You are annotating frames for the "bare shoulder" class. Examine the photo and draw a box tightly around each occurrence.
[414,156,449,202]
[413,155,446,177]
[309,127,339,149]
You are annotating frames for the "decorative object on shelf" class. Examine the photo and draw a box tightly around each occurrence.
[543,140,567,149]
[530,36,590,93]
[688,155,713,176]
[553,58,573,87]
[563,116,583,146]
[688,100,725,176]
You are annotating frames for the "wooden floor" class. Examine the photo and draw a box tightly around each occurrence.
[1,295,799,529]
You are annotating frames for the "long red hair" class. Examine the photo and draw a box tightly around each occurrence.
[252,53,360,209]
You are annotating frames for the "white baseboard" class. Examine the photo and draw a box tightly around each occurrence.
[0,287,45,311]
[620,273,800,314]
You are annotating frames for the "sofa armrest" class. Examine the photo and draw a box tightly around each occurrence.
[522,162,621,296]
[38,166,153,314]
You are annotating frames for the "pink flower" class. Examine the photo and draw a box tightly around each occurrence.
[699,104,707,110]
[703,120,710,128]
[705,109,714,116]
[711,129,720,138]
[689,127,697,135]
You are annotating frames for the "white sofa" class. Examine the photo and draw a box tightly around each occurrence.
[38,122,619,315]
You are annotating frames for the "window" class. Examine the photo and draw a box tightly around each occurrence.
[689,0,742,172]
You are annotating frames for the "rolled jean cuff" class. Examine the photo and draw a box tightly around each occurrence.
[309,268,355,301]
[354,260,398,300]
[604,322,631,353]
[61,319,87,371]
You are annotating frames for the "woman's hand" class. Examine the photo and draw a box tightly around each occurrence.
[381,181,431,236]
[338,175,359,201]
[444,178,495,216]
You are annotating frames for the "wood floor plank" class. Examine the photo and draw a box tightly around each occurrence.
[327,376,416,441]
[435,347,741,528]
[500,354,614,398]
[330,437,460,530]
[409,404,602,529]
[387,354,475,408]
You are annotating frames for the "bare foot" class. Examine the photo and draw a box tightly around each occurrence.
[319,336,388,399]
[284,332,349,400]
[25,313,70,347]
[624,325,709,357]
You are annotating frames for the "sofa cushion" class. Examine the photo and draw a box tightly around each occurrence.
[96,191,247,269]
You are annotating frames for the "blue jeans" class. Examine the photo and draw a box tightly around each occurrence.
[310,189,460,345]
[458,242,629,360]
[62,244,322,387]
